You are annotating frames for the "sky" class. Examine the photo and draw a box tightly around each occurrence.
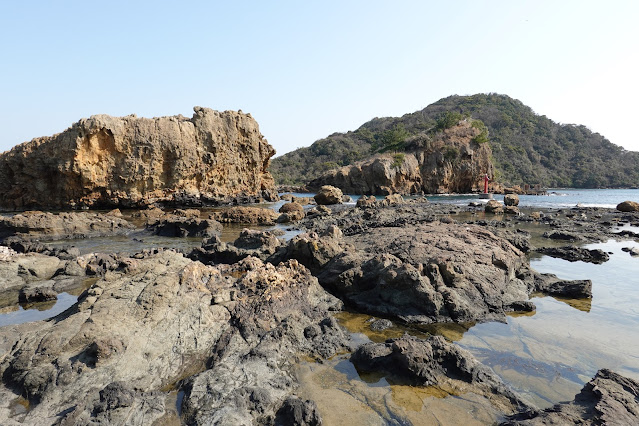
[1,1,638,156]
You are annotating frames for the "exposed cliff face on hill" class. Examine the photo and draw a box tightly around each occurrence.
[308,120,493,194]
[271,93,639,188]
[0,107,277,211]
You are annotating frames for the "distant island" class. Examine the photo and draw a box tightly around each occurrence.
[271,93,639,189]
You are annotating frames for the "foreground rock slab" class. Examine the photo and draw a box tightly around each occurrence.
[0,250,347,425]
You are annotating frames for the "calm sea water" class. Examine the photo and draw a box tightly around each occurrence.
[284,188,639,209]
[427,188,639,209]
[457,236,639,408]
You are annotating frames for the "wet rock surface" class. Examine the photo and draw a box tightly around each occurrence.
[188,229,286,265]
[351,335,533,414]
[536,246,610,264]
[145,214,222,238]
[210,206,281,225]
[502,369,639,425]
[0,211,134,242]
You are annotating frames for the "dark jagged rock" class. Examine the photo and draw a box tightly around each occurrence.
[6,240,80,260]
[536,246,610,264]
[278,220,538,324]
[543,230,582,241]
[18,285,57,304]
[351,335,532,414]
[145,215,222,238]
[274,397,322,426]
[188,229,286,265]
[502,369,639,425]
[210,206,280,225]
[534,274,592,298]
[622,247,639,257]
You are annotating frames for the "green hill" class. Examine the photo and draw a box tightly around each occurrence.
[270,93,639,188]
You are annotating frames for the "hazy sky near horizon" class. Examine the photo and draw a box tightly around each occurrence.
[1,1,638,156]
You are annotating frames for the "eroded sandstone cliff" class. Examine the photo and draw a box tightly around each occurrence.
[0,107,276,210]
[308,120,494,195]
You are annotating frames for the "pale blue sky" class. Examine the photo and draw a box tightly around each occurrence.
[1,1,637,155]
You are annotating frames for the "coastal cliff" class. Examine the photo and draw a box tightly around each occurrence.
[308,120,494,194]
[0,107,277,210]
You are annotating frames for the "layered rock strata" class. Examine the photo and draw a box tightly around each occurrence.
[0,107,277,211]
[308,121,494,195]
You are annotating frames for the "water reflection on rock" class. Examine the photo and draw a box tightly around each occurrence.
[295,356,506,426]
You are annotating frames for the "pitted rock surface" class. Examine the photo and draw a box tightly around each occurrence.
[0,107,276,210]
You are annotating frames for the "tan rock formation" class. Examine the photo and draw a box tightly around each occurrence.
[308,120,494,195]
[0,107,277,210]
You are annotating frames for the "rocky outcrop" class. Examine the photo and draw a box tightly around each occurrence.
[536,246,610,264]
[502,369,639,425]
[0,250,347,425]
[211,206,281,225]
[188,229,286,265]
[351,335,532,414]
[286,204,596,323]
[0,107,277,211]
[311,221,537,323]
[0,211,134,242]
[308,121,494,195]
[144,211,222,238]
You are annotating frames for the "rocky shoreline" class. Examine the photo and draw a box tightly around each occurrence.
[1,198,639,425]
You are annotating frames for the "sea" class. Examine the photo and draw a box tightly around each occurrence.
[2,188,639,424]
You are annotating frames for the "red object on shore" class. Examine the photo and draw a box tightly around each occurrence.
[483,174,490,193]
